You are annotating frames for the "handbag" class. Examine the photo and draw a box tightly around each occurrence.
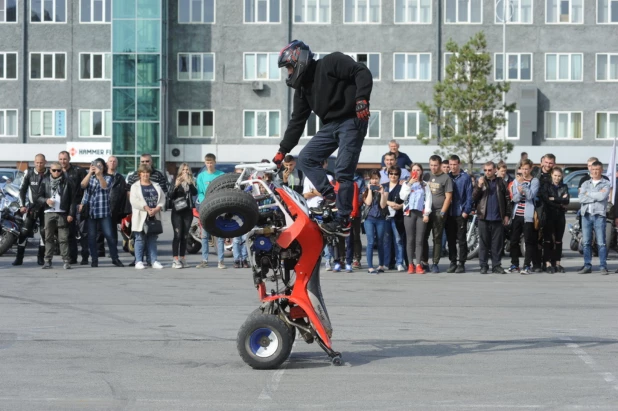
[173,196,189,212]
[143,216,163,235]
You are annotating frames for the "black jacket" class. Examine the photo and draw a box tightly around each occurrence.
[36,174,78,218]
[64,164,88,200]
[170,182,197,210]
[109,172,127,216]
[539,182,570,215]
[279,52,373,153]
[19,167,49,209]
[472,177,512,220]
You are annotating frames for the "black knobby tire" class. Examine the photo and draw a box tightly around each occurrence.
[186,222,202,254]
[205,173,241,197]
[237,310,294,370]
[199,190,259,238]
[0,229,17,256]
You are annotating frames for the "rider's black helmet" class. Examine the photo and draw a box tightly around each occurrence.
[278,40,314,89]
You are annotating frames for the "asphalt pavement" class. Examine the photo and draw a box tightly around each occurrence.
[1,213,618,410]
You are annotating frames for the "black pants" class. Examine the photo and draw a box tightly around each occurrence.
[171,209,193,257]
[543,213,566,265]
[69,216,89,261]
[17,209,45,247]
[345,217,362,263]
[510,215,537,268]
[422,212,446,264]
[479,220,504,269]
[446,215,468,264]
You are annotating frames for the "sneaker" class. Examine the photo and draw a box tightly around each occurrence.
[377,266,385,273]
[242,260,250,268]
[480,266,489,274]
[344,264,353,273]
[397,264,405,272]
[415,264,425,274]
[333,262,341,272]
[533,267,543,273]
[172,260,182,269]
[135,262,146,270]
[352,260,361,269]
[368,268,377,274]
[508,265,520,273]
[91,261,98,268]
[80,258,89,266]
[407,264,415,274]
[455,264,466,274]
[180,259,187,268]
[63,262,71,270]
[42,261,52,269]
[112,259,124,268]
[446,263,458,273]
[421,262,430,272]
[152,261,163,269]
[492,266,507,274]
[196,261,209,268]
[545,265,556,274]
[319,219,351,237]
[430,264,440,273]
[324,261,332,271]
[556,265,566,273]
[218,261,226,269]
[233,260,241,269]
[577,265,592,274]
[600,267,609,275]
[520,266,531,275]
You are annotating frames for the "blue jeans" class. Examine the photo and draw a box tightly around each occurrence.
[201,232,224,262]
[323,244,332,263]
[364,217,386,268]
[298,117,367,218]
[87,216,119,262]
[383,218,404,266]
[582,213,607,268]
[135,231,158,263]
[232,235,248,261]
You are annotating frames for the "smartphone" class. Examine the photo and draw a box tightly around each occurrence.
[411,171,419,180]
[370,185,380,192]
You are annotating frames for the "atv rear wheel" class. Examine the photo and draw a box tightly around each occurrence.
[200,190,259,238]
[237,310,294,370]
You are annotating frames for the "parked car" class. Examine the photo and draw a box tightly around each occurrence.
[563,169,595,211]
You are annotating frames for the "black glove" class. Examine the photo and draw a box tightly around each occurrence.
[356,99,370,121]
[273,151,285,169]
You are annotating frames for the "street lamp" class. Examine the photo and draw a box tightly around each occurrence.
[496,0,513,141]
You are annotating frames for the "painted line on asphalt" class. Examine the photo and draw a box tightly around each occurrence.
[254,339,297,407]
[560,336,618,391]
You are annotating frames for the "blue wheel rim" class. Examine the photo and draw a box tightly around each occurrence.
[215,212,245,233]
[249,328,279,358]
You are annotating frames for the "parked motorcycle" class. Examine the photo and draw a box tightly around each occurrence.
[200,162,342,369]
[120,214,134,255]
[568,209,615,256]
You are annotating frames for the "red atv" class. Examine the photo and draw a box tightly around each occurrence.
[200,163,342,369]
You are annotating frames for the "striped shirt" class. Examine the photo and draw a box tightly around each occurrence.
[515,178,531,217]
[82,175,112,219]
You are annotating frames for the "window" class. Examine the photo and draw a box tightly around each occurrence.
[545,111,582,139]
[0,109,18,137]
[245,0,280,23]
[244,110,280,137]
[178,0,215,23]
[30,53,66,80]
[294,0,330,23]
[444,52,475,79]
[495,110,520,139]
[393,110,430,138]
[545,53,583,81]
[0,0,17,22]
[395,0,431,23]
[301,112,323,138]
[445,0,482,23]
[31,0,66,22]
[495,0,533,23]
[596,53,618,80]
[313,52,330,60]
[546,0,583,23]
[0,52,17,79]
[80,53,111,80]
[344,0,381,23]
[367,110,381,138]
[244,53,280,80]
[394,53,431,81]
[178,110,215,138]
[596,112,618,139]
[495,53,532,81]
[345,53,380,80]
[598,0,618,23]
[30,109,66,137]
[80,0,111,22]
[79,110,111,137]
[178,53,215,81]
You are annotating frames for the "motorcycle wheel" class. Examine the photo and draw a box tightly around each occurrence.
[128,238,135,256]
[466,220,479,260]
[200,190,259,238]
[186,236,201,254]
[237,310,294,370]
[205,173,241,197]
[0,229,17,256]
[569,238,579,252]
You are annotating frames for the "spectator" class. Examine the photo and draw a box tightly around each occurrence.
[400,163,432,274]
[383,165,405,272]
[380,152,410,184]
[342,179,361,272]
[170,163,197,269]
[441,160,450,175]
[533,154,555,188]
[36,162,78,270]
[422,155,453,273]
[473,161,512,274]
[520,152,528,164]
[579,157,609,188]
[539,167,569,273]
[380,140,412,170]
[195,153,226,269]
[80,158,124,268]
[350,171,366,268]
[231,167,251,269]
[107,156,127,244]
[578,161,611,275]
[279,154,304,195]
[126,154,169,195]
[509,159,539,275]
[58,150,88,265]
[363,170,388,274]
[130,165,165,270]
[14,154,48,266]
[446,155,473,273]
[497,161,512,186]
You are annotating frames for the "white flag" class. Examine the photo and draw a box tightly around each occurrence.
[607,136,617,190]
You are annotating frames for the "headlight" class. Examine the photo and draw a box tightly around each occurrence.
[8,201,19,214]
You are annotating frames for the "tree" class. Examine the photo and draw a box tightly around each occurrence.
[418,31,516,172]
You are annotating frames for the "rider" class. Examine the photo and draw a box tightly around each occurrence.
[272,40,373,236]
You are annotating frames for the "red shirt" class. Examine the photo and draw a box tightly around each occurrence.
[332,181,360,218]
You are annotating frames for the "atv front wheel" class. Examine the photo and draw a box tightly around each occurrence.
[205,173,241,197]
[237,311,294,370]
[200,190,259,238]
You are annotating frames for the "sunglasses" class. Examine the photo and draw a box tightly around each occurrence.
[483,169,494,172]
[140,161,151,164]
[50,169,62,173]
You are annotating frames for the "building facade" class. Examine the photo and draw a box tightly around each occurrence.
[1,0,618,172]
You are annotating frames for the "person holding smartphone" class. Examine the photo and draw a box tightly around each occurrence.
[363,171,388,274]
[170,163,197,269]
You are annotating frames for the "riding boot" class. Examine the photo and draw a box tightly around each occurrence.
[37,245,45,266]
[12,245,26,266]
